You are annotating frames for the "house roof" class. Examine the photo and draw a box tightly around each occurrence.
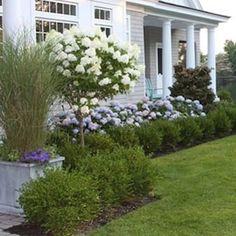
[159,1,230,19]
[127,0,230,26]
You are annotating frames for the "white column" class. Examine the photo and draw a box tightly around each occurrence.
[3,0,34,41]
[186,24,195,68]
[162,20,173,97]
[208,27,216,94]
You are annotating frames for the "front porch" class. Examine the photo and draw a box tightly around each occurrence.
[142,1,229,99]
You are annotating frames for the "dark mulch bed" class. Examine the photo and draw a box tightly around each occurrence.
[5,224,52,236]
[5,195,158,236]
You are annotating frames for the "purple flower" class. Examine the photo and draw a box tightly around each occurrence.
[22,149,50,163]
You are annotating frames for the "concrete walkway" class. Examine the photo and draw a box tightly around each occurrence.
[0,214,24,236]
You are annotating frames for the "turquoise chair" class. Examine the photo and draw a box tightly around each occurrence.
[145,78,162,100]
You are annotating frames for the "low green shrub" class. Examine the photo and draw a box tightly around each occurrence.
[175,117,203,146]
[84,133,117,154]
[115,147,154,196]
[154,120,181,151]
[78,147,154,207]
[58,140,90,170]
[46,130,71,148]
[195,116,215,140]
[135,122,162,154]
[223,106,236,131]
[218,89,233,102]
[208,109,232,136]
[106,125,140,148]
[79,152,131,207]
[19,169,100,236]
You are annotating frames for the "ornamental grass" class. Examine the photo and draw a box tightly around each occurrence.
[0,35,59,155]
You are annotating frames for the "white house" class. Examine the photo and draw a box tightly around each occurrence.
[0,0,229,103]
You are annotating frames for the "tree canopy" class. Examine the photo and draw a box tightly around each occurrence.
[224,40,236,75]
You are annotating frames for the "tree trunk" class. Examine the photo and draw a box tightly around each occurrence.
[78,112,85,147]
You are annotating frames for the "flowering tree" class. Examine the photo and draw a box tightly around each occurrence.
[46,27,143,146]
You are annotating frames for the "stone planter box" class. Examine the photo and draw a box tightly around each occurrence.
[0,156,64,215]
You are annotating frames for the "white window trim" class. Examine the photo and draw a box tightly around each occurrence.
[94,7,112,25]
[35,0,77,16]
[35,18,78,41]
[126,15,131,43]
[92,3,113,36]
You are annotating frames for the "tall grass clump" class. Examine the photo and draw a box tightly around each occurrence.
[0,36,59,155]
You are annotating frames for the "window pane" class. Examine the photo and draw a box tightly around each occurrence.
[100,10,105,20]
[42,1,49,12]
[95,9,99,19]
[71,5,76,16]
[57,22,63,33]
[50,2,56,13]
[0,16,2,28]
[50,22,57,30]
[43,21,49,32]
[35,0,42,11]
[0,0,2,6]
[36,20,42,32]
[36,33,43,42]
[57,3,63,14]
[64,23,70,29]
[105,11,110,21]
[64,4,69,15]
[101,27,111,37]
[105,28,111,37]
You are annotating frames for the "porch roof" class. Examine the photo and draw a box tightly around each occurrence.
[127,0,230,27]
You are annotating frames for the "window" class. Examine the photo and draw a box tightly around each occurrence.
[0,0,2,6]
[36,19,76,42]
[35,0,77,16]
[100,27,111,37]
[42,1,50,12]
[94,8,111,21]
[57,3,63,14]
[94,7,112,37]
[50,2,56,13]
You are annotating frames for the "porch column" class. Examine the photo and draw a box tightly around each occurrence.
[186,24,195,68]
[208,27,216,94]
[162,19,172,97]
[3,0,34,41]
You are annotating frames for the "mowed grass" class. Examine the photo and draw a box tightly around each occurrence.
[87,135,236,236]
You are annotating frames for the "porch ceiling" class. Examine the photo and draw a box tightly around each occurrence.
[144,15,203,30]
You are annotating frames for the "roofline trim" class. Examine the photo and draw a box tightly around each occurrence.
[159,1,230,19]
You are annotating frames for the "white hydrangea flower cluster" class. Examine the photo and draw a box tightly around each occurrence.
[46,27,144,115]
[49,96,205,135]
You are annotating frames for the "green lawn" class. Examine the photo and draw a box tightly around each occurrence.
[86,135,236,236]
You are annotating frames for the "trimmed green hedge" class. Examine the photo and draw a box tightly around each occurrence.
[31,103,236,235]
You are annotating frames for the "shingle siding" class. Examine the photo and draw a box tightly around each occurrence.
[114,5,146,104]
